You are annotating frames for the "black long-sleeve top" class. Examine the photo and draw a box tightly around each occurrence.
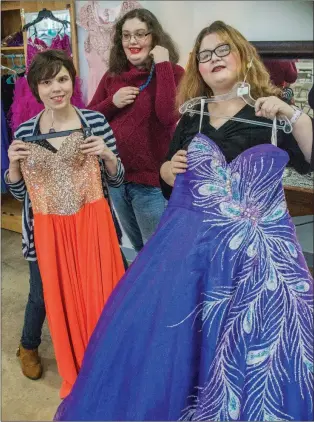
[160,104,313,200]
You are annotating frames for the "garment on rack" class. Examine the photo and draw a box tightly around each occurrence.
[263,59,298,88]
[20,130,125,399]
[1,30,23,47]
[78,0,141,102]
[54,112,314,419]
[1,71,20,189]
[9,34,85,133]
[1,101,10,193]
[1,73,18,140]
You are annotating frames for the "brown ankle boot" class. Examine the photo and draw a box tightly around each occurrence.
[16,344,43,380]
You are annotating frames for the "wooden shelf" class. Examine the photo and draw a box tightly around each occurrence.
[1,1,22,11]
[1,46,24,51]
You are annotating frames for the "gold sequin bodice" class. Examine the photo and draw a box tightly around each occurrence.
[20,132,104,215]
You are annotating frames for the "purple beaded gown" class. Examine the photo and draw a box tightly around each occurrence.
[55,131,313,421]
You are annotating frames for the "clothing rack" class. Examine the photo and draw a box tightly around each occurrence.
[1,53,25,79]
[1,53,24,58]
[1,53,25,72]
[1,1,79,236]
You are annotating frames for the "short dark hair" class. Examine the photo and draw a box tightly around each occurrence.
[109,8,180,74]
[27,49,76,103]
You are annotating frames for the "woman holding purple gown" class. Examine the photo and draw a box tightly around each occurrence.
[55,21,313,421]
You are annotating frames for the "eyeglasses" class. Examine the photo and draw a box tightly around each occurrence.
[122,31,151,43]
[197,44,231,63]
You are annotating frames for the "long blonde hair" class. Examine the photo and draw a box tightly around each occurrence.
[176,21,281,109]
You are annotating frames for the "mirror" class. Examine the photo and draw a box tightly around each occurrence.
[292,59,313,117]
[262,57,313,192]
[263,58,313,118]
[250,39,314,197]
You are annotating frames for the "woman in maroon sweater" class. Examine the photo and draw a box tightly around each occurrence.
[88,8,184,253]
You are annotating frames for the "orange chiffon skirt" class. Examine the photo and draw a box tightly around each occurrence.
[34,198,125,398]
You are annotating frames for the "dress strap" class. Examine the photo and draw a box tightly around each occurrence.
[271,117,277,147]
[199,98,205,133]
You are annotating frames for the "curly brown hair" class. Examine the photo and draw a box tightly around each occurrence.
[109,8,180,74]
[176,21,281,109]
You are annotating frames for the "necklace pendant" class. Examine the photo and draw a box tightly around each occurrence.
[49,128,56,133]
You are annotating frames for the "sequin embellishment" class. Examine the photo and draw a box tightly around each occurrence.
[20,132,104,215]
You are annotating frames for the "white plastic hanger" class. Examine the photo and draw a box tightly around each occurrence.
[1,64,16,73]
[197,96,278,146]
[179,81,293,134]
[1,63,17,83]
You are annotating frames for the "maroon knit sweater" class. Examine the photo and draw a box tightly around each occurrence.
[88,61,184,187]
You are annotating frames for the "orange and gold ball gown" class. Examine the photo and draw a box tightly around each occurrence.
[21,132,125,398]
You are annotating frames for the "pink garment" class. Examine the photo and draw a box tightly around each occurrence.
[9,35,85,133]
[78,0,141,102]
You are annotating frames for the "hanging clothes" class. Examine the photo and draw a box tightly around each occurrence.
[2,73,17,142]
[1,101,10,193]
[1,70,18,193]
[78,0,141,102]
[9,34,85,133]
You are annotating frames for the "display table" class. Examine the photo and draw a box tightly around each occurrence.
[283,168,314,217]
[1,170,313,235]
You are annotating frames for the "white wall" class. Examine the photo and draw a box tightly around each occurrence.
[76,0,313,96]
[75,1,313,253]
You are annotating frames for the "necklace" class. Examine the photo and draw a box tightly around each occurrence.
[48,108,56,133]
[138,62,155,92]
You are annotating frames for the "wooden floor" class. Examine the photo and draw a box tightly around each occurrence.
[1,193,22,233]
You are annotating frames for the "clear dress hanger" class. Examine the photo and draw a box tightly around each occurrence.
[179,81,293,135]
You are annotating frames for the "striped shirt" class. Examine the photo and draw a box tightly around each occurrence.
[5,107,125,261]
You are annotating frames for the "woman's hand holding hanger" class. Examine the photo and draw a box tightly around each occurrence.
[80,135,118,176]
[7,140,30,183]
[255,96,312,163]
[255,96,294,120]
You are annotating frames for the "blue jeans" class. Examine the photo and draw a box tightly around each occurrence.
[109,183,166,252]
[21,261,46,350]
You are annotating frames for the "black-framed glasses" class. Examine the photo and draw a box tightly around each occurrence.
[122,31,151,43]
[197,44,231,63]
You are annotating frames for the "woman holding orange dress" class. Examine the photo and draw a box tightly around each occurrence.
[6,49,125,398]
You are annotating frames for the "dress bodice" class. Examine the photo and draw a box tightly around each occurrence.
[26,34,72,69]
[169,133,290,225]
[20,132,103,215]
